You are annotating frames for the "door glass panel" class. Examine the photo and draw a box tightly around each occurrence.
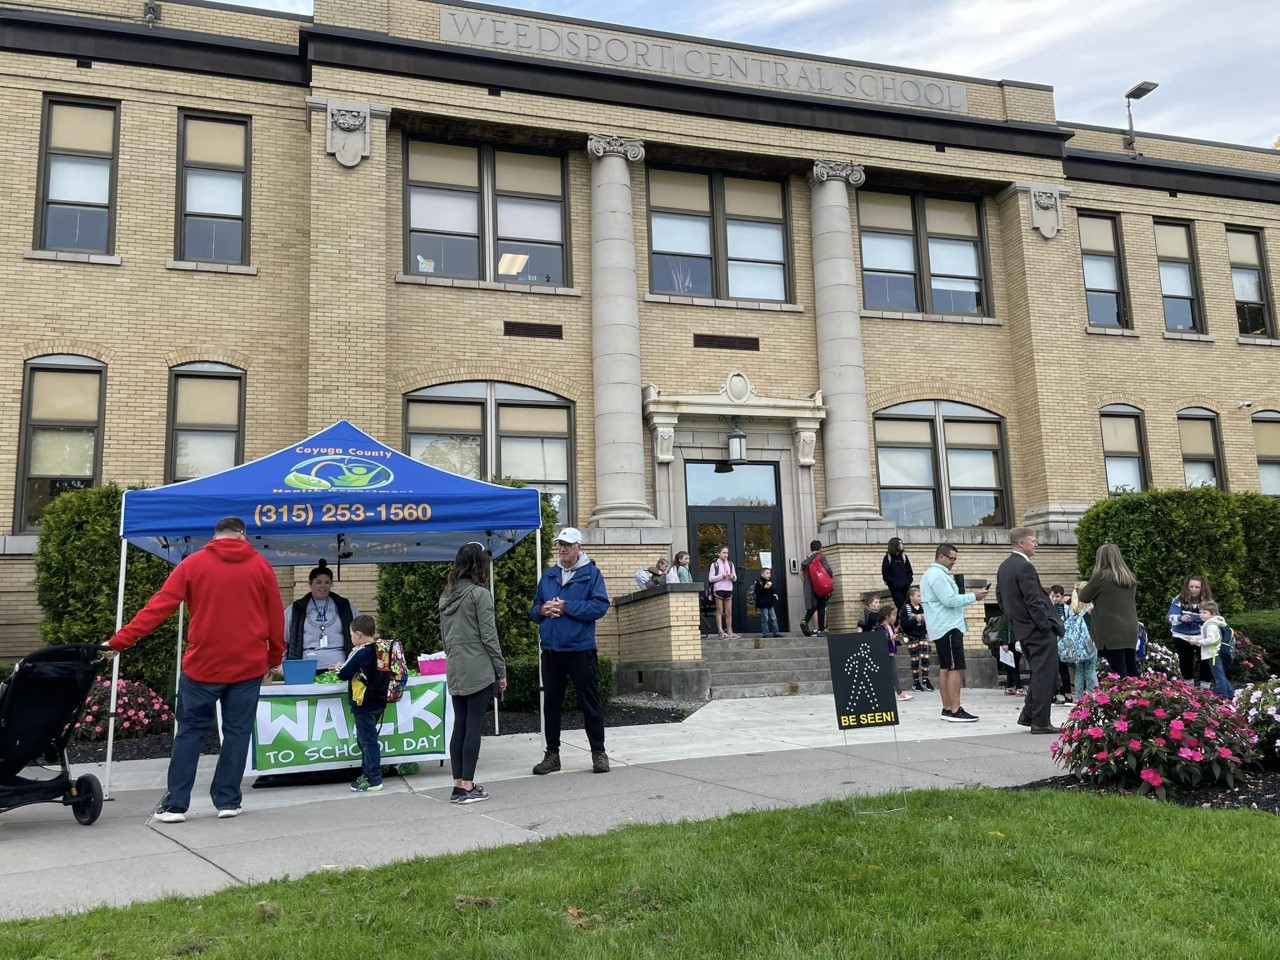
[696,523,729,571]
[685,463,777,506]
[741,523,774,619]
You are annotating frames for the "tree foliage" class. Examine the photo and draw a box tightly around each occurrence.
[1232,492,1280,612]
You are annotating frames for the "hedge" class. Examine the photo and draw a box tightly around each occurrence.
[1234,493,1280,612]
[1229,609,1280,668]
[502,653,615,711]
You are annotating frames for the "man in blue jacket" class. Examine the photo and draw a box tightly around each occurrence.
[530,527,612,775]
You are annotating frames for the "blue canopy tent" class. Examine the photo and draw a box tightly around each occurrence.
[104,421,544,795]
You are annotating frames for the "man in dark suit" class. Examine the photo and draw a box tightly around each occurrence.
[996,527,1064,734]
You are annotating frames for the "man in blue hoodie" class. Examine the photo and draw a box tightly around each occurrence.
[530,527,611,775]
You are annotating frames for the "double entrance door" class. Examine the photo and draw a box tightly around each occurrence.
[685,462,786,635]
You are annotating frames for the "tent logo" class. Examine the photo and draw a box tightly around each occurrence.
[284,455,394,491]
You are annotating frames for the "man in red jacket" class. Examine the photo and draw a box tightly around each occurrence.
[106,516,285,823]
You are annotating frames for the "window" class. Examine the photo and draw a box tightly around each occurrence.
[1178,408,1223,489]
[1156,222,1201,332]
[648,169,789,301]
[1079,214,1128,328]
[405,142,566,285]
[405,381,573,523]
[178,113,249,263]
[36,99,118,253]
[168,363,244,481]
[1253,411,1280,495]
[1099,404,1147,493]
[1228,229,1271,337]
[18,355,105,530]
[859,192,987,315]
[874,400,1007,528]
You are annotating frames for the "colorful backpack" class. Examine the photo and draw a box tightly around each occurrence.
[1057,611,1097,664]
[807,554,835,598]
[374,638,410,704]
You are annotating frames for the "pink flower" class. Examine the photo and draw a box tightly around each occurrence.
[1216,746,1235,760]
[1185,736,1200,748]
[94,726,102,734]
[1114,719,1129,732]
[1183,711,1199,722]
[1169,720,1185,741]
[1095,750,1110,761]
[1154,708,1168,719]
[1140,768,1163,788]
[1137,699,1150,707]
[1155,737,1167,746]
[1125,699,1137,709]
[122,722,130,729]
[1094,694,1112,705]
[1129,739,1143,752]
[1049,742,1061,757]
[1178,747,1203,762]
[1203,727,1218,740]
[1087,726,1104,739]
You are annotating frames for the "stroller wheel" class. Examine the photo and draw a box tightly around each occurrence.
[72,774,103,826]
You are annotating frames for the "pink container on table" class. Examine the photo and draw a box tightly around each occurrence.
[418,656,447,677]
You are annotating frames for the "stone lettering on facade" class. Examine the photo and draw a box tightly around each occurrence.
[440,10,970,114]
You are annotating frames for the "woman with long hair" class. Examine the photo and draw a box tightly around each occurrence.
[1167,574,1212,684]
[439,542,507,804]
[1079,543,1140,678]
[671,551,693,583]
[1068,581,1099,696]
[881,537,914,615]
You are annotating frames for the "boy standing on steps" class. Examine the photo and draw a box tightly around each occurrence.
[753,568,781,638]
[337,615,390,793]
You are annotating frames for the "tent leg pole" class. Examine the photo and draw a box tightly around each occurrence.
[536,534,545,748]
[489,555,499,735]
[104,538,128,800]
[173,604,185,739]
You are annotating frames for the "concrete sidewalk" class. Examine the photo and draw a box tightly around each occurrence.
[0,689,1065,920]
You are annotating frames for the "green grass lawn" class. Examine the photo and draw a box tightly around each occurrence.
[4,788,1276,960]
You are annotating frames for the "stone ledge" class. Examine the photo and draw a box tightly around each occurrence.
[824,525,1079,547]
[24,250,121,266]
[614,581,704,607]
[1085,325,1139,338]
[1238,335,1280,348]
[0,535,39,556]
[395,274,581,296]
[166,260,259,275]
[1163,331,1213,343]
[860,309,1000,326]
[644,294,804,313]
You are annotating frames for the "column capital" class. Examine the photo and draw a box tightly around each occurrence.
[587,134,646,164]
[808,159,866,188]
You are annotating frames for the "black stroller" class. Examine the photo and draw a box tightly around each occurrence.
[0,644,109,826]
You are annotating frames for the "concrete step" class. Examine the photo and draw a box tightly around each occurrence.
[708,666,834,685]
[703,645,831,662]
[710,680,834,699]
[701,635,832,654]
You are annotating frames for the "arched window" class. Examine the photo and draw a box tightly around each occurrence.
[405,381,574,524]
[168,362,245,482]
[1099,404,1147,494]
[1177,407,1223,489]
[19,354,106,529]
[873,401,1007,528]
[1252,411,1280,496]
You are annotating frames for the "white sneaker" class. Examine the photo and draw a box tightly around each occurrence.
[153,804,186,823]
[217,807,243,819]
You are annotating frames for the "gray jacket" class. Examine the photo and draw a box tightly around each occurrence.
[439,579,507,697]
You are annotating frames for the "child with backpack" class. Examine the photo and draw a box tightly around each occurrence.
[800,539,834,637]
[870,604,911,702]
[752,568,781,638]
[337,614,403,793]
[1062,582,1098,699]
[859,594,882,633]
[900,586,933,692]
[1193,601,1234,699]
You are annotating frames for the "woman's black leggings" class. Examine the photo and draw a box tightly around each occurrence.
[1100,647,1139,679]
[803,595,830,631]
[450,688,491,782]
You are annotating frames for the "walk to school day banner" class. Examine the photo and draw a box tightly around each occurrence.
[235,677,453,775]
[825,633,900,731]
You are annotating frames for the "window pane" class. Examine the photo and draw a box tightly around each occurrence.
[947,448,998,487]
[950,491,1003,527]
[944,421,998,446]
[174,431,236,479]
[496,240,564,285]
[410,433,482,478]
[1260,462,1280,496]
[875,419,931,444]
[1179,418,1216,456]
[186,169,242,216]
[531,483,570,526]
[1163,298,1195,331]
[877,447,934,487]
[497,196,562,242]
[1087,292,1121,327]
[1227,230,1261,267]
[1079,216,1116,254]
[407,401,482,431]
[728,261,785,300]
[45,204,109,253]
[410,187,478,234]
[49,104,114,153]
[1105,456,1143,493]
[1239,301,1268,337]
[928,238,979,277]
[651,254,713,295]
[1083,254,1118,290]
[724,178,783,218]
[880,489,936,527]
[925,198,979,237]
[1159,261,1193,297]
[409,232,480,278]
[1155,223,1191,259]
[407,142,478,187]
[495,151,562,196]
[1184,461,1218,489]
[1233,267,1263,303]
[863,272,917,310]
[931,277,981,314]
[501,436,568,481]
[184,217,243,263]
[939,402,997,418]
[31,370,100,420]
[685,462,778,507]
[30,427,96,476]
[862,233,915,271]
[185,119,246,167]
[1255,421,1280,457]
[176,377,240,427]
[648,169,710,212]
[494,383,561,402]
[48,156,110,204]
[727,220,783,261]
[1101,416,1140,455]
[858,192,912,231]
[25,478,92,527]
[651,212,711,255]
[499,406,568,433]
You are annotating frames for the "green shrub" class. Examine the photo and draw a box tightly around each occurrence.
[1076,488,1245,638]
[1229,610,1280,667]
[502,653,614,711]
[376,480,558,663]
[1236,680,1280,768]
[0,663,13,683]
[1234,493,1280,611]
[1228,634,1271,686]
[32,484,180,700]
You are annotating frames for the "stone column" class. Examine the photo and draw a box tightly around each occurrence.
[808,160,882,528]
[587,134,654,524]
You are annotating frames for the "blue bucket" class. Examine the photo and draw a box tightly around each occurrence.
[282,659,318,685]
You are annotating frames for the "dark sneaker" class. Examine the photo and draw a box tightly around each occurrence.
[800,622,813,637]
[954,708,979,723]
[153,802,186,823]
[351,775,383,793]
[592,751,611,774]
[456,785,489,804]
[922,679,935,691]
[532,750,561,776]
[450,787,466,803]
[941,709,962,723]
[912,680,924,692]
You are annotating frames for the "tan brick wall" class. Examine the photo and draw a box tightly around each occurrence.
[0,558,41,662]
[613,590,702,663]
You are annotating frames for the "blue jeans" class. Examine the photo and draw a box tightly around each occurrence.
[1210,652,1233,700]
[353,708,384,785]
[759,608,779,635]
[165,675,261,812]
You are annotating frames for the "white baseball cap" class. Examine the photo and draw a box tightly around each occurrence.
[553,527,583,544]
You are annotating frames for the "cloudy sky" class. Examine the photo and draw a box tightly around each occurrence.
[237,0,1279,148]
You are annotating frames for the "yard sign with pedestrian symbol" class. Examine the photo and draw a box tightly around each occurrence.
[826,633,899,730]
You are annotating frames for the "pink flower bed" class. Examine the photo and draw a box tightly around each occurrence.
[76,677,173,742]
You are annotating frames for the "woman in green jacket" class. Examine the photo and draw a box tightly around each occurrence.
[1078,543,1140,678]
[440,542,507,804]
